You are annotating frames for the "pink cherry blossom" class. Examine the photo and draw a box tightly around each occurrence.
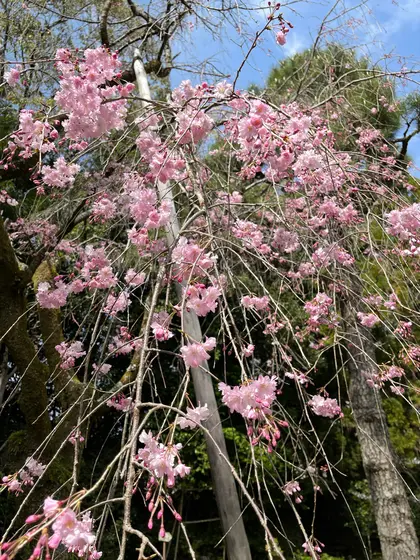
[178,404,210,429]
[138,430,190,487]
[357,312,380,328]
[308,395,342,418]
[4,65,22,86]
[41,157,80,188]
[103,291,131,315]
[180,337,216,368]
[55,341,86,370]
[151,311,174,341]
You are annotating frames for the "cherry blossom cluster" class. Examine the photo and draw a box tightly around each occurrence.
[55,341,86,370]
[54,47,129,141]
[1,458,45,495]
[302,538,325,558]
[8,218,57,251]
[106,394,133,412]
[366,365,405,391]
[137,431,190,488]
[308,395,342,419]
[177,404,210,429]
[386,203,420,242]
[4,64,22,87]
[103,291,131,316]
[219,376,277,420]
[41,156,80,189]
[108,327,142,356]
[241,295,270,311]
[123,172,172,229]
[282,481,303,504]
[357,312,380,328]
[36,279,69,309]
[151,311,174,341]
[180,337,216,368]
[172,237,217,282]
[0,497,101,560]
[183,283,222,316]
[304,293,338,332]
[312,244,354,269]
[4,110,57,160]
[219,376,288,451]
[0,189,18,206]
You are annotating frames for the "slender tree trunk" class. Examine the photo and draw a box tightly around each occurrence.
[344,303,420,560]
[133,52,252,560]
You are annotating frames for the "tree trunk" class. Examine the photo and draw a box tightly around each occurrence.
[133,52,252,560]
[344,304,420,560]
[0,217,51,450]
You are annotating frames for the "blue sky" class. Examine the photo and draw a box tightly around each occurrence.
[172,0,420,172]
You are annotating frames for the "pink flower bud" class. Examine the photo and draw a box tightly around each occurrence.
[25,514,42,524]
[147,519,153,530]
[157,510,163,520]
[159,527,166,539]
[174,513,182,522]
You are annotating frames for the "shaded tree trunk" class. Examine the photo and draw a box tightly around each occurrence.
[0,217,51,451]
[344,304,420,560]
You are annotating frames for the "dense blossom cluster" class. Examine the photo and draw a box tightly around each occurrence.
[55,47,128,141]
[219,376,277,420]
[41,157,80,189]
[308,395,342,418]
[183,283,221,316]
[137,431,190,487]
[5,110,57,160]
[180,337,216,368]
[172,237,217,281]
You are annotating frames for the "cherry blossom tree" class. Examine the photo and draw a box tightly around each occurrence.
[1,1,420,559]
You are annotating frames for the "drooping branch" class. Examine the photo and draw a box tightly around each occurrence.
[133,50,252,560]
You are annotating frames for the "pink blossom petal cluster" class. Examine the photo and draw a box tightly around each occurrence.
[357,312,380,328]
[55,47,128,140]
[6,110,57,159]
[137,430,190,487]
[103,291,131,315]
[386,203,420,241]
[55,341,86,370]
[177,404,210,429]
[37,280,69,309]
[1,457,45,495]
[241,295,270,311]
[4,64,22,86]
[108,327,142,355]
[219,375,277,420]
[41,156,80,188]
[151,311,174,341]
[125,268,146,286]
[180,337,216,368]
[172,237,217,281]
[184,283,221,316]
[308,395,342,419]
[106,394,133,412]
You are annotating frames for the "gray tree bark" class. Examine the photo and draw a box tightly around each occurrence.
[344,304,420,560]
[133,52,252,560]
